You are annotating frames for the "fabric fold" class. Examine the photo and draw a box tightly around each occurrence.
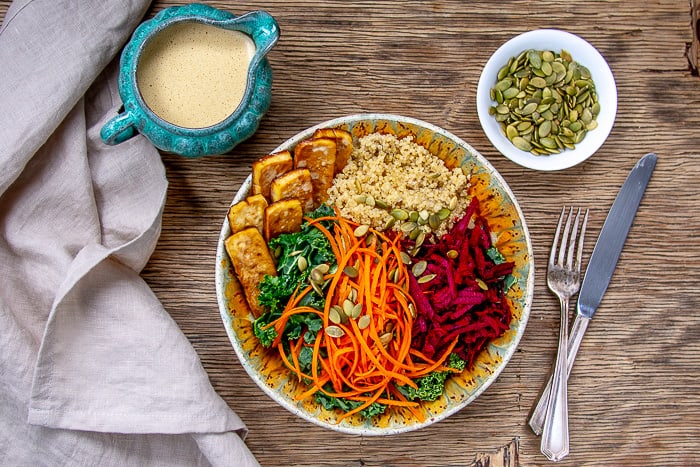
[0,1,259,465]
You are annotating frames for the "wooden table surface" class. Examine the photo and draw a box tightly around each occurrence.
[5,0,699,465]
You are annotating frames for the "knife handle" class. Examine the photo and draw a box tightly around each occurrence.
[528,314,591,435]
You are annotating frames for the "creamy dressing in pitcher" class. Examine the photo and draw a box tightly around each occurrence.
[137,22,255,128]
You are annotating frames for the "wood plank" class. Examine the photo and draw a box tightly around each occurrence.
[4,0,700,465]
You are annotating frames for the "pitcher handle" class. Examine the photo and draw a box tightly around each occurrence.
[101,112,137,145]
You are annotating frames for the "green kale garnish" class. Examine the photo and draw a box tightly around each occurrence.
[486,246,506,264]
[254,204,336,348]
[252,311,278,347]
[396,353,467,402]
[315,391,387,419]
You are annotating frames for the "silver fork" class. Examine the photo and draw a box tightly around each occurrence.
[540,207,588,462]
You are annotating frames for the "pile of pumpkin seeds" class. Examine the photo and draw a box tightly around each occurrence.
[488,48,600,155]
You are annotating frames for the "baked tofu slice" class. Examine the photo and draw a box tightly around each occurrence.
[227,194,268,235]
[313,128,353,173]
[224,227,277,318]
[270,168,315,213]
[293,138,336,208]
[252,150,294,199]
[264,199,303,241]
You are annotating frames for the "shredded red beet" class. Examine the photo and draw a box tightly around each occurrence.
[409,197,514,368]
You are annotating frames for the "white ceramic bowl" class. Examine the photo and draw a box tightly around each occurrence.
[476,29,617,171]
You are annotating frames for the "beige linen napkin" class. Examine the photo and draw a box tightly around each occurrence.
[0,1,258,465]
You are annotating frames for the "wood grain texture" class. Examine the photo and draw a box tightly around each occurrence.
[4,0,700,465]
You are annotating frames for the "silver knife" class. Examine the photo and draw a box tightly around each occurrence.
[529,152,657,435]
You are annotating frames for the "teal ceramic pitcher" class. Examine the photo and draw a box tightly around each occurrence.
[101,3,279,157]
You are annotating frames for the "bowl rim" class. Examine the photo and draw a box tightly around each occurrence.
[215,113,535,434]
[476,28,617,171]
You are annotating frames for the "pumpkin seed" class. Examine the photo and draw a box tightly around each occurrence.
[310,279,324,296]
[357,315,371,330]
[489,48,600,156]
[329,306,344,324]
[343,265,359,278]
[417,273,437,284]
[310,268,324,284]
[399,251,412,265]
[448,196,458,211]
[446,249,459,259]
[437,208,451,221]
[428,213,441,231]
[379,332,393,347]
[414,231,426,249]
[297,256,308,272]
[476,278,489,290]
[390,209,409,220]
[512,136,533,152]
[325,325,345,338]
[400,221,417,234]
[412,260,428,276]
[350,303,363,319]
[353,224,370,237]
[342,299,355,316]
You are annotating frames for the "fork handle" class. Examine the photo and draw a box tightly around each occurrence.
[528,314,591,435]
[540,298,571,461]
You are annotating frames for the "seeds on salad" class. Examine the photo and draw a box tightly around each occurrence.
[353,224,370,237]
[297,256,308,272]
[329,306,347,325]
[357,314,371,330]
[489,48,599,156]
[417,273,437,284]
[325,325,345,338]
[343,265,359,278]
[379,332,393,347]
[412,260,428,277]
[327,133,470,237]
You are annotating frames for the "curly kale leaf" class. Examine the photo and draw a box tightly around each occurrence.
[252,311,278,347]
[257,205,336,317]
[315,391,386,420]
[397,353,467,402]
[254,205,336,348]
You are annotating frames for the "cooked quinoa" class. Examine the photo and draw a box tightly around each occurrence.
[327,132,470,237]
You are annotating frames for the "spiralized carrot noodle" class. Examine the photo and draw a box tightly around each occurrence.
[267,209,456,422]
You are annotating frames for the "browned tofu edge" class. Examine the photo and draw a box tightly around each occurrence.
[269,168,315,212]
[224,227,277,318]
[264,198,303,241]
[252,150,294,199]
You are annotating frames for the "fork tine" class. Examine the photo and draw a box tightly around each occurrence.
[557,207,574,267]
[565,208,581,269]
[575,209,589,273]
[549,207,566,267]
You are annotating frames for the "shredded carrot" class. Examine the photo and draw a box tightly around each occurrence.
[266,209,456,421]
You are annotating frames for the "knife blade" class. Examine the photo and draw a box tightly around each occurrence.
[529,152,657,435]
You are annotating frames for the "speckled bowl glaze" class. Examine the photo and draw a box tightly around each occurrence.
[215,114,535,435]
[101,3,279,157]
